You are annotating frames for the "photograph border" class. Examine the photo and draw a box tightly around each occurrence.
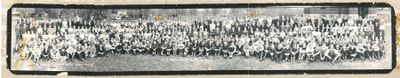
[6,3,397,75]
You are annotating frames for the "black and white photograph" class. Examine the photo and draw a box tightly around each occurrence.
[9,4,394,72]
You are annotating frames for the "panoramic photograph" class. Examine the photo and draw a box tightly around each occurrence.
[9,6,393,71]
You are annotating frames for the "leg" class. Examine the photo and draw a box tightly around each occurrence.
[166,50,171,56]
[184,49,189,56]
[259,52,264,61]
[205,50,210,57]
[298,53,304,62]
[350,53,357,62]
[332,53,342,63]
[324,51,332,60]
[152,49,157,56]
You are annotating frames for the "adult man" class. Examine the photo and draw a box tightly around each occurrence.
[205,39,213,57]
[213,39,222,57]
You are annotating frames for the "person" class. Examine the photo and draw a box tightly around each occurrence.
[41,43,50,61]
[166,41,173,56]
[82,43,90,60]
[222,41,229,58]
[156,37,164,56]
[275,43,284,63]
[89,42,97,58]
[316,43,327,61]
[109,37,118,55]
[197,39,205,56]
[261,41,270,61]
[183,41,190,56]
[365,42,374,60]
[137,41,146,55]
[227,42,237,59]
[268,42,276,61]
[50,42,61,62]
[214,40,222,57]
[283,40,291,62]
[306,40,317,61]
[242,42,251,58]
[298,41,307,62]
[255,38,265,61]
[371,40,381,60]
[249,40,257,58]
[340,42,350,60]
[290,41,299,63]
[172,40,179,56]
[66,44,76,62]
[31,43,42,62]
[132,40,139,55]
[123,42,130,54]
[325,44,342,63]
[191,40,198,57]
[160,41,167,56]
[75,42,84,61]
[145,41,152,55]
[152,40,159,56]
[352,42,366,61]
[205,39,213,57]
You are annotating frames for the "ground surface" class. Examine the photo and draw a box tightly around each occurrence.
[11,53,392,71]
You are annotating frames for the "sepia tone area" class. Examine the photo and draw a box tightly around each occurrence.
[2,0,398,77]
[9,7,392,71]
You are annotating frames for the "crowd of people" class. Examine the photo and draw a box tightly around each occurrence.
[14,14,386,63]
